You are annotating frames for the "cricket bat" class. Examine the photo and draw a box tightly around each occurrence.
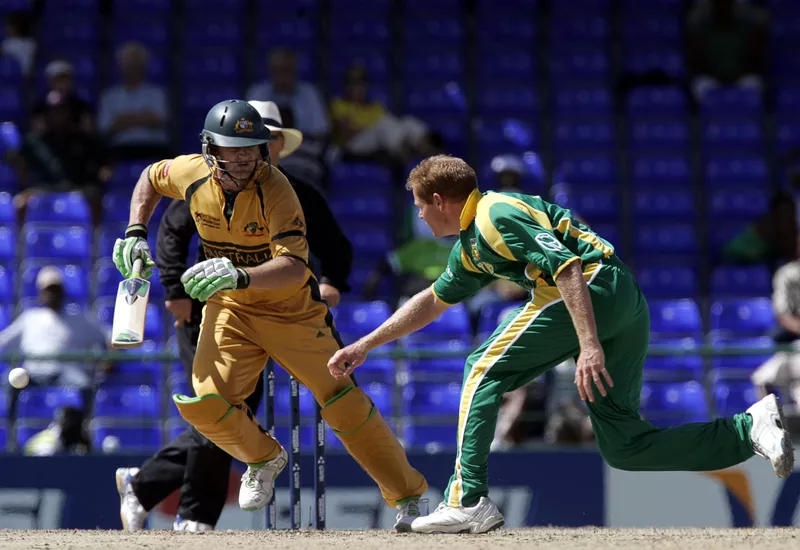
[111,258,150,349]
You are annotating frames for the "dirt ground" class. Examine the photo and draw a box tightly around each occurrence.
[0,528,798,550]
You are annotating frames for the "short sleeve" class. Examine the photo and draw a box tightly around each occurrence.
[490,204,579,280]
[432,242,494,305]
[148,155,197,200]
[266,176,309,264]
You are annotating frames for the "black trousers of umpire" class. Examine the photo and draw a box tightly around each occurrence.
[130,321,264,526]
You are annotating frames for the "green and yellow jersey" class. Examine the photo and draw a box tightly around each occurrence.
[432,189,616,305]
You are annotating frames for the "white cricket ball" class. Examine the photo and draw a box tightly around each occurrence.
[8,367,30,389]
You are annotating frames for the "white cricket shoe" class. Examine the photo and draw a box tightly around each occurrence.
[115,467,148,531]
[394,498,422,532]
[411,496,504,534]
[239,447,288,511]
[747,394,795,478]
[174,516,214,531]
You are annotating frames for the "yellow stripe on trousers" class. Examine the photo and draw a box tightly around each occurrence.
[447,262,603,507]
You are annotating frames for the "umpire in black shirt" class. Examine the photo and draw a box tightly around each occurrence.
[116,102,353,531]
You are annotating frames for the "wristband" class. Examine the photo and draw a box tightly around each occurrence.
[236,268,250,289]
[125,224,148,239]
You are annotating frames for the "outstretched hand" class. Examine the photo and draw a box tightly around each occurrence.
[574,343,613,403]
[327,342,369,380]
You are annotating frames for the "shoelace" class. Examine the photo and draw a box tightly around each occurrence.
[242,468,263,489]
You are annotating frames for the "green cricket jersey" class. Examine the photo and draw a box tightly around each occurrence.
[432,189,616,305]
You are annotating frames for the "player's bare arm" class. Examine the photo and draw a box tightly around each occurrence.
[554,259,612,403]
[243,255,307,290]
[129,166,163,227]
[328,286,449,379]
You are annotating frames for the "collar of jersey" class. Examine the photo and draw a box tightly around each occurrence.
[459,188,483,231]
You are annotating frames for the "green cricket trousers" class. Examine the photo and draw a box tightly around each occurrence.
[444,257,755,508]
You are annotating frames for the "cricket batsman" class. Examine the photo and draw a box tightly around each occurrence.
[328,155,795,534]
[111,99,427,530]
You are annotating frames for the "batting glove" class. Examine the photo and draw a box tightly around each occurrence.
[180,257,250,302]
[113,225,155,279]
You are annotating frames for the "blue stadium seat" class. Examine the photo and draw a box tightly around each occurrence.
[709,335,773,377]
[621,0,682,11]
[428,117,469,158]
[405,18,463,47]
[330,194,391,222]
[475,0,538,16]
[111,19,170,50]
[776,121,800,153]
[711,265,772,298]
[626,87,688,117]
[0,266,11,303]
[557,188,618,221]
[0,227,15,262]
[362,382,392,413]
[39,17,101,49]
[256,18,316,49]
[332,301,392,337]
[622,16,681,45]
[403,424,457,451]
[636,265,698,299]
[20,263,89,302]
[476,50,535,82]
[636,224,698,255]
[648,299,702,336]
[0,191,13,225]
[549,16,610,48]
[405,382,462,416]
[712,380,757,416]
[0,57,22,87]
[710,298,775,336]
[329,163,393,193]
[17,387,85,420]
[476,302,524,341]
[104,360,162,387]
[101,193,135,224]
[406,85,467,117]
[708,187,769,220]
[182,54,242,83]
[405,51,463,82]
[634,189,695,219]
[549,49,610,81]
[701,88,763,117]
[93,386,160,418]
[113,0,173,15]
[628,120,690,151]
[404,340,469,379]
[476,19,536,47]
[590,223,620,249]
[556,156,617,186]
[351,351,395,384]
[0,304,9,330]
[704,156,768,186]
[273,425,315,449]
[341,224,392,259]
[331,0,391,16]
[553,87,612,118]
[624,48,684,76]
[640,381,709,427]
[553,120,614,152]
[0,88,22,123]
[330,18,390,47]
[109,161,152,189]
[702,120,764,152]
[275,383,317,418]
[405,0,463,11]
[92,424,161,452]
[708,223,749,253]
[23,225,90,261]
[644,338,703,381]
[477,86,539,117]
[408,303,470,342]
[630,154,691,186]
[476,118,538,157]
[182,18,244,48]
[776,87,800,118]
[25,193,91,225]
[0,163,17,191]
[184,0,246,10]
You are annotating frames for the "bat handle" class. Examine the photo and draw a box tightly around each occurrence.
[132,257,144,279]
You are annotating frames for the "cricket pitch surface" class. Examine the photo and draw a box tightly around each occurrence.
[1,528,799,549]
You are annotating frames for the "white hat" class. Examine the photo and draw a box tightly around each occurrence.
[247,100,303,158]
[44,60,73,79]
[36,266,63,290]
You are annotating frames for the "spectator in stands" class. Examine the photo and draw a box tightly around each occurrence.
[0,267,109,419]
[98,42,169,161]
[7,91,109,219]
[32,60,94,133]
[247,48,328,187]
[752,256,800,412]
[0,10,35,77]
[329,63,442,166]
[722,190,797,264]
[686,0,769,101]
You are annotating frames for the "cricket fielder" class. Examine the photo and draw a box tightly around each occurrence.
[328,155,795,534]
[112,100,427,530]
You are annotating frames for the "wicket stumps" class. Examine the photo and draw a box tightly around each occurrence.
[263,360,326,530]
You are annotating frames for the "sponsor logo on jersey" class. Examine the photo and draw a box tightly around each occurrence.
[234,118,254,133]
[202,243,272,267]
[162,160,173,178]
[243,221,265,236]
[535,233,564,251]
[194,212,221,229]
[470,238,480,262]
[477,262,495,274]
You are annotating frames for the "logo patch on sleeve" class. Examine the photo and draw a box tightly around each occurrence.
[162,160,173,178]
[535,233,564,252]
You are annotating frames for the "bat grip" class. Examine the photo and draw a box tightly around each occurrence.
[132,257,144,278]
